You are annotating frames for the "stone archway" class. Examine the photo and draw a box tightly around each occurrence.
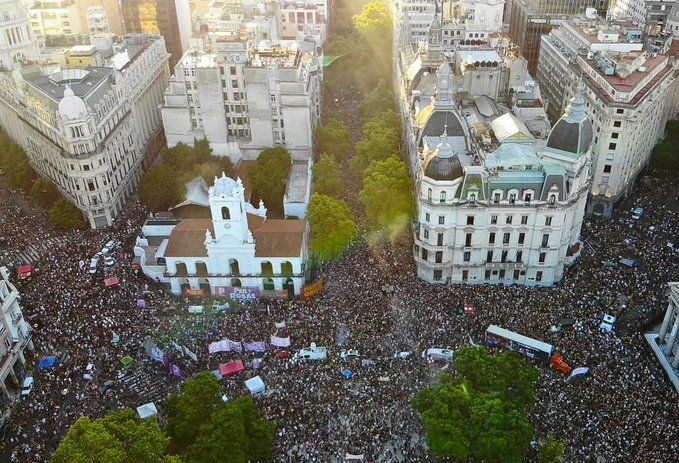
[592,203,605,216]
[263,277,275,291]
[283,277,295,298]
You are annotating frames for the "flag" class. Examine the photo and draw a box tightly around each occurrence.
[145,338,165,363]
[228,340,243,353]
[244,341,266,353]
[569,367,590,378]
[208,340,230,354]
[270,335,291,347]
[170,364,182,377]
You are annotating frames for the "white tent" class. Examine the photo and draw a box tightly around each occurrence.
[136,402,158,420]
[245,376,265,396]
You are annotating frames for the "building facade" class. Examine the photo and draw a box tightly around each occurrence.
[86,5,110,34]
[279,0,329,46]
[537,14,679,217]
[647,282,679,393]
[410,63,591,286]
[27,0,84,38]
[161,38,322,163]
[0,0,40,70]
[0,267,34,402]
[135,174,309,297]
[0,33,171,228]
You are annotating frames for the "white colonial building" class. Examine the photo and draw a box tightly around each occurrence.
[135,174,309,297]
[0,27,170,228]
[0,267,34,403]
[537,14,679,217]
[161,37,321,163]
[411,63,592,286]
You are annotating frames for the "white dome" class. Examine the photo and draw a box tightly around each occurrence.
[58,87,88,121]
[211,172,238,195]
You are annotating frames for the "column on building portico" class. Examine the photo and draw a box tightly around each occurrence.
[189,278,200,290]
[663,315,679,356]
[170,279,181,295]
[658,305,676,344]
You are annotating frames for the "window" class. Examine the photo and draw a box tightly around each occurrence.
[463,251,471,262]
[503,232,510,244]
[604,165,612,173]
[609,143,617,150]
[501,250,508,263]
[433,270,442,281]
[539,252,546,263]
[467,216,475,225]
[469,193,476,203]
[465,233,472,247]
[524,194,532,204]
[506,216,513,225]
[230,66,237,75]
[545,216,552,226]
[425,213,430,222]
[489,232,496,245]
[513,269,520,280]
[549,195,556,205]
[509,193,516,204]
[485,269,492,279]
[536,271,543,282]
[270,94,277,103]
[613,120,622,128]
[487,250,493,262]
[518,233,525,245]
[606,154,615,161]
[462,270,469,280]
[440,191,447,202]
[493,193,500,203]
[516,250,522,262]
[427,188,432,201]
[421,248,428,260]
[499,269,505,279]
[616,108,624,114]
[601,175,610,183]
[521,215,528,225]
[491,215,498,225]
[423,229,429,240]
[437,233,444,246]
[611,132,619,139]
[435,251,443,263]
[542,234,549,247]
[438,216,445,225]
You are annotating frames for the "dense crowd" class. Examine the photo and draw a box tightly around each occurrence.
[0,171,677,462]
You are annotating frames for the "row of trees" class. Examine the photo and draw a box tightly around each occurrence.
[0,132,86,229]
[650,120,679,177]
[53,373,276,463]
[415,347,565,462]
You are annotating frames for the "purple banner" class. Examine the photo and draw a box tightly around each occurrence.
[214,286,261,301]
[244,341,267,353]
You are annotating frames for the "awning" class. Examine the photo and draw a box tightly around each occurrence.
[18,265,32,278]
[38,356,58,370]
[136,402,158,420]
[104,277,120,288]
[219,359,245,377]
[245,375,265,395]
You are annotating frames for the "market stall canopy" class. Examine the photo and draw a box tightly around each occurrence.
[136,402,158,420]
[219,359,245,377]
[120,356,135,367]
[18,264,32,278]
[104,277,120,288]
[245,375,265,396]
[38,356,57,371]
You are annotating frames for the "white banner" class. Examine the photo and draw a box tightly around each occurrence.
[183,346,198,362]
[208,340,230,354]
[270,335,291,347]
[275,321,286,329]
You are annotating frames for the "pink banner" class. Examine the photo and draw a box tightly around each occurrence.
[270,335,291,347]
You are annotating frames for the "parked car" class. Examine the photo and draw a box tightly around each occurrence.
[102,240,120,254]
[340,349,360,360]
[421,348,455,362]
[21,376,34,396]
[632,207,644,220]
[600,314,616,333]
[89,257,99,274]
[104,255,115,267]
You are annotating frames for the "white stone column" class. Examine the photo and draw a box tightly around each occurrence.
[663,315,679,356]
[658,305,675,344]
[170,279,181,295]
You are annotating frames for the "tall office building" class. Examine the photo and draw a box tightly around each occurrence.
[119,0,190,67]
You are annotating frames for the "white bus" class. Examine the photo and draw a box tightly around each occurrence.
[485,325,555,363]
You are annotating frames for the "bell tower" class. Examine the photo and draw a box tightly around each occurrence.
[208,173,253,243]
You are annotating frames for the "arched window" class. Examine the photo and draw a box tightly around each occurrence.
[469,193,476,204]
[427,188,432,201]
[221,207,230,220]
[261,261,273,276]
[549,194,556,205]
[440,191,446,203]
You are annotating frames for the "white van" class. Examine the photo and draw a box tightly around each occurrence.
[422,348,455,362]
[89,257,99,274]
[293,343,327,361]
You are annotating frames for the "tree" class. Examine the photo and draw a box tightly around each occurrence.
[140,164,183,211]
[307,194,355,261]
[52,410,172,463]
[359,157,413,238]
[351,116,400,175]
[185,397,276,463]
[313,153,344,197]
[166,372,224,452]
[353,1,390,31]
[0,134,36,191]
[316,118,352,160]
[414,347,539,462]
[247,147,292,209]
[49,199,86,229]
[358,80,395,121]
[30,177,60,209]
[540,438,566,463]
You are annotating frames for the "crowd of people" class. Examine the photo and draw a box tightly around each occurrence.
[0,171,678,462]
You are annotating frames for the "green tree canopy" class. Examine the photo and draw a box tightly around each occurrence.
[307,193,355,261]
[359,157,413,238]
[316,117,352,160]
[30,177,60,209]
[52,410,173,463]
[247,147,292,209]
[49,198,86,229]
[358,80,395,121]
[351,118,400,175]
[353,1,390,30]
[414,347,539,462]
[140,164,183,212]
[166,372,224,452]
[650,121,679,177]
[540,438,566,463]
[313,153,344,197]
[0,133,37,190]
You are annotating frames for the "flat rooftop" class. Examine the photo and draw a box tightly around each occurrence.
[27,67,112,102]
[286,162,309,203]
[583,53,669,94]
